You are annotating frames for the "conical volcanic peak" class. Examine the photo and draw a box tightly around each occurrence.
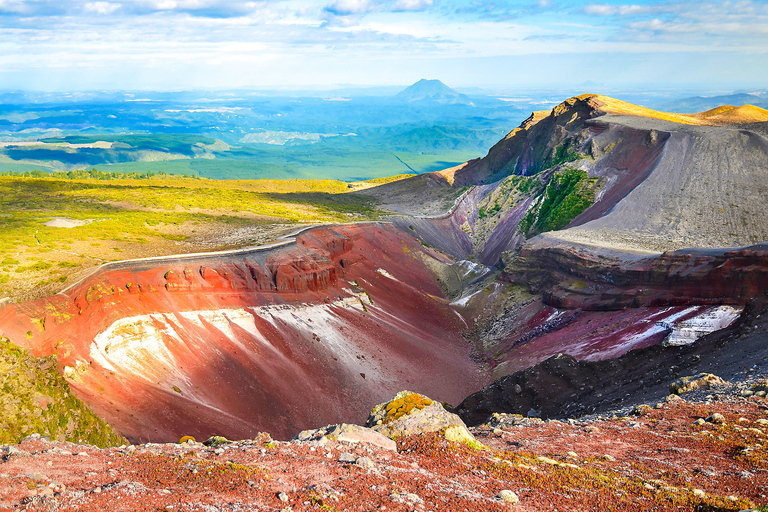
[396,79,472,105]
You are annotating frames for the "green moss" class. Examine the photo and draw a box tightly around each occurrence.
[519,168,596,237]
[0,336,126,447]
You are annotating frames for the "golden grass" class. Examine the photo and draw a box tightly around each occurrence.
[435,162,469,186]
[578,94,768,126]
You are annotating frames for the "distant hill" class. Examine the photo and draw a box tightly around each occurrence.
[396,79,472,105]
[656,92,768,113]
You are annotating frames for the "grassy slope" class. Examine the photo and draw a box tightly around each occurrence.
[0,336,126,446]
[0,175,381,300]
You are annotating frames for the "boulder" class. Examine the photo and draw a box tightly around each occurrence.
[669,373,726,395]
[293,423,396,452]
[365,391,481,449]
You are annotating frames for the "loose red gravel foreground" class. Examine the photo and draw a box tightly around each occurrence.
[1,393,767,512]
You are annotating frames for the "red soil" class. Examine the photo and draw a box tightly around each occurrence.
[1,395,765,511]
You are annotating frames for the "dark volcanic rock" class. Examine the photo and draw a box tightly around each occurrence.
[504,240,768,310]
[456,292,768,426]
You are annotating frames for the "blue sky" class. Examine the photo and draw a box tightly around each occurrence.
[0,0,765,91]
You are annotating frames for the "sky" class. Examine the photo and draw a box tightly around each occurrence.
[0,0,766,92]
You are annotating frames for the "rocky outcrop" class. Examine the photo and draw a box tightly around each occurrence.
[504,240,768,311]
[270,254,337,293]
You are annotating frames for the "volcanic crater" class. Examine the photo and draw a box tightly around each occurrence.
[2,93,768,453]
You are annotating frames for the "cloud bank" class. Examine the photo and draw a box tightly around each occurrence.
[0,0,763,90]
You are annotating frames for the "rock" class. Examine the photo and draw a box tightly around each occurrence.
[665,394,683,402]
[498,489,519,504]
[706,413,726,425]
[486,413,543,429]
[693,489,706,498]
[537,456,560,465]
[366,391,467,439]
[405,493,423,505]
[278,491,289,502]
[742,390,754,397]
[339,452,356,463]
[293,424,396,451]
[355,456,374,468]
[755,419,768,426]
[670,373,726,395]
[692,418,706,426]
[444,425,485,450]
[632,404,652,415]
[603,454,616,462]
[203,436,232,447]
[3,446,31,461]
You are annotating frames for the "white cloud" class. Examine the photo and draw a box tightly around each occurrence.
[84,2,121,15]
[324,0,372,16]
[392,0,433,12]
[584,4,648,16]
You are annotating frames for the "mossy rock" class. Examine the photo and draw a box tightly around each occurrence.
[443,425,485,451]
[366,391,469,439]
[203,436,232,447]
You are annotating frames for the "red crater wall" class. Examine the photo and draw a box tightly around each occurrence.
[0,224,488,442]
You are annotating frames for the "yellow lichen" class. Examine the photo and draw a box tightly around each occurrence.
[384,393,432,422]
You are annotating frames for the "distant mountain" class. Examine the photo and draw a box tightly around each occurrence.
[655,92,768,113]
[395,79,472,105]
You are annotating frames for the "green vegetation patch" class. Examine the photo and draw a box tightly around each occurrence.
[518,168,597,236]
[478,174,542,220]
[0,336,126,447]
[0,174,381,298]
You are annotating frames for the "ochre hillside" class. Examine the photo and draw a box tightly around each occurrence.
[584,93,768,125]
